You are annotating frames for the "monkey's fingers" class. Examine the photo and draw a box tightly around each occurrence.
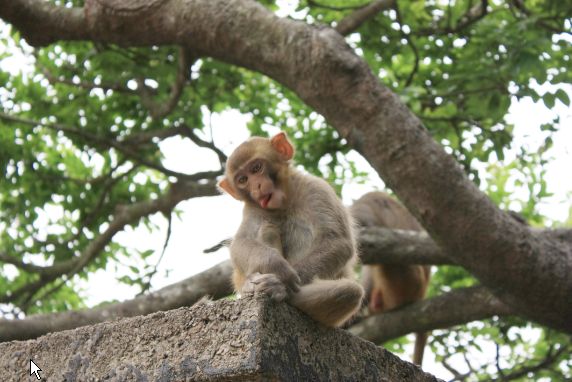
[251,273,288,302]
[241,272,263,296]
[277,269,301,294]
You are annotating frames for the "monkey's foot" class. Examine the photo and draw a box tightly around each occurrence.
[241,272,288,302]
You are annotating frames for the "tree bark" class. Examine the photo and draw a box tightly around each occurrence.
[1,0,571,332]
[349,286,513,343]
[359,227,451,265]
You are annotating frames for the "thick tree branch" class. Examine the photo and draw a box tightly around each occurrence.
[0,260,234,342]
[542,228,572,244]
[1,0,571,332]
[358,227,451,265]
[0,0,89,46]
[349,286,513,344]
[203,226,572,267]
[335,0,394,36]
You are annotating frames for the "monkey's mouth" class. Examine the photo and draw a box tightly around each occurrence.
[259,194,272,208]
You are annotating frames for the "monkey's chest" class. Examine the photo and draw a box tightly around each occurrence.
[280,217,314,261]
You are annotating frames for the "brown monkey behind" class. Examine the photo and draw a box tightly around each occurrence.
[219,132,364,328]
[351,191,431,365]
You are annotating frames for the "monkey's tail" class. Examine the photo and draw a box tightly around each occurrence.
[203,237,232,253]
[413,331,428,366]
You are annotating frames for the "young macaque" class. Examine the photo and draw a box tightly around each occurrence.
[351,192,431,365]
[218,132,364,327]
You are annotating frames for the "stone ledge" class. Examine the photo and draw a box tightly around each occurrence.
[0,297,441,381]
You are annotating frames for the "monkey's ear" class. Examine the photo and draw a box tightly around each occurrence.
[218,178,241,200]
[270,132,294,160]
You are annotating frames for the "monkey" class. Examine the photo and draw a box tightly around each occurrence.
[218,132,364,328]
[350,191,431,365]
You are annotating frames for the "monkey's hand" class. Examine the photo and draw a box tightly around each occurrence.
[241,272,288,302]
[259,254,301,295]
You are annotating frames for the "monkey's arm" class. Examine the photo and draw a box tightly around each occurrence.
[292,233,354,284]
[289,181,356,284]
[230,234,301,293]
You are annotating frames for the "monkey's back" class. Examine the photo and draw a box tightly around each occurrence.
[351,191,421,230]
[351,191,430,311]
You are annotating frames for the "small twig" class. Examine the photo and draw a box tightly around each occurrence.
[442,356,469,381]
[0,112,216,180]
[138,47,197,119]
[0,179,218,305]
[19,276,69,314]
[40,67,133,94]
[491,344,569,381]
[140,210,173,294]
[180,124,227,165]
[335,0,394,36]
[394,1,419,87]
[415,0,489,36]
[494,342,506,379]
[307,0,366,12]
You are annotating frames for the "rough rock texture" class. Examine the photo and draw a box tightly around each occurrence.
[0,297,441,381]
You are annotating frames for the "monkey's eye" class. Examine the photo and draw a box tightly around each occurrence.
[251,162,262,174]
[237,175,248,185]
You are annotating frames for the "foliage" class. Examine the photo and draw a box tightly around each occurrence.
[0,0,571,379]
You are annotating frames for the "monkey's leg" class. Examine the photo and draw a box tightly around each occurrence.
[289,279,364,327]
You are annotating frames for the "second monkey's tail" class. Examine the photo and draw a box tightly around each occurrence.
[413,331,429,366]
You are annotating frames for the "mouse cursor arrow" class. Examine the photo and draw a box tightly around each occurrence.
[30,359,42,380]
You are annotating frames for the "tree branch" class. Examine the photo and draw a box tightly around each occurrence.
[335,0,394,36]
[138,47,197,119]
[0,112,221,180]
[118,125,188,146]
[358,227,451,265]
[0,260,234,342]
[0,179,219,303]
[394,1,419,87]
[39,66,134,94]
[491,344,570,381]
[415,0,489,36]
[349,286,513,344]
[179,124,228,165]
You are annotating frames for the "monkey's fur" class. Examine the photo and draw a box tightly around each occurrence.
[219,133,364,328]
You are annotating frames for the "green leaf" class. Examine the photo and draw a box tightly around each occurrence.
[543,92,556,109]
[554,88,570,106]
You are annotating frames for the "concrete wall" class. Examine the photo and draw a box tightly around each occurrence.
[0,297,441,381]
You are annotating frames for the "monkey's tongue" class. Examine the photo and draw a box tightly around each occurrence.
[260,194,272,208]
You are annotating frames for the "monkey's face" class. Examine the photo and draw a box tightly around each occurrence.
[232,158,287,210]
[218,132,294,210]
